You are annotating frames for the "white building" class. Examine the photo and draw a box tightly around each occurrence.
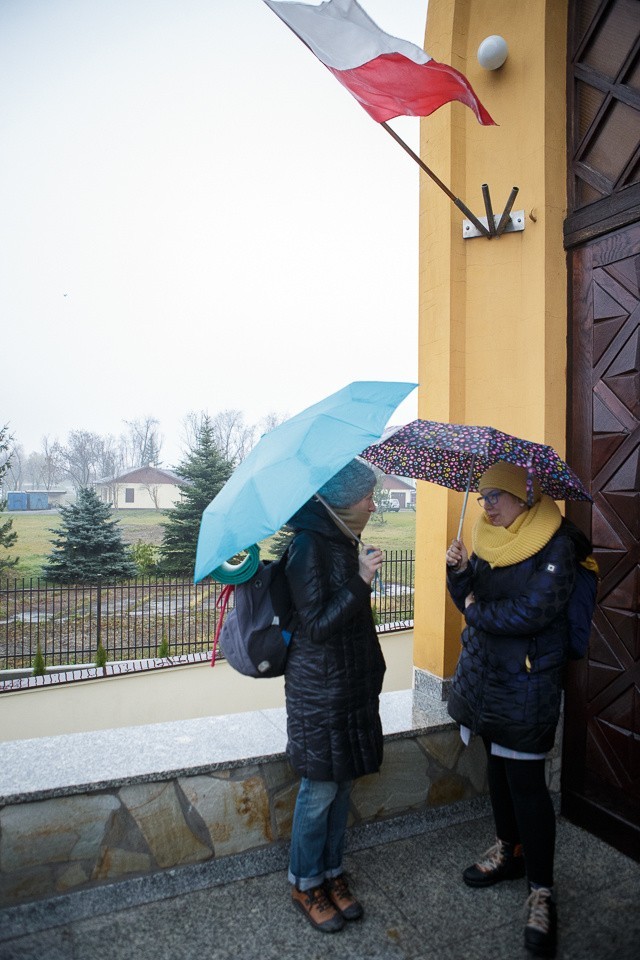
[95,467,187,510]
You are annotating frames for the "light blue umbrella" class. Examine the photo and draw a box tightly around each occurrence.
[194,380,417,582]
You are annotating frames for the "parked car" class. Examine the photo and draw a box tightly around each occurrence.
[378,497,400,512]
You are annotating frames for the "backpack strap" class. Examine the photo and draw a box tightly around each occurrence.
[211,584,235,667]
[580,554,600,577]
[270,545,297,636]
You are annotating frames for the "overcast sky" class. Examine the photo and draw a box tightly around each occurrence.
[1,0,427,467]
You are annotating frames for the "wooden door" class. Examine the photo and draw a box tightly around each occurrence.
[563,222,640,860]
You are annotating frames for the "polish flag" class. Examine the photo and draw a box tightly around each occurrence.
[263,0,494,125]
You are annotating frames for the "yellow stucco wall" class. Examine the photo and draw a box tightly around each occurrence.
[414,0,568,679]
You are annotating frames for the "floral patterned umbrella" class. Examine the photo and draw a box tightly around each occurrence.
[361,420,592,535]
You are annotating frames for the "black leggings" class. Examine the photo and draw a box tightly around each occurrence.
[483,738,556,888]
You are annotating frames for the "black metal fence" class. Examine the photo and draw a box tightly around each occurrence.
[0,552,414,672]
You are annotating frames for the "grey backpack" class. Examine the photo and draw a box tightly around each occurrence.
[213,551,295,678]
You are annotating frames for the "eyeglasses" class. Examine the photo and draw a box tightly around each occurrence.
[477,491,503,508]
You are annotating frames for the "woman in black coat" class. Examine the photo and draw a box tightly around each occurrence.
[284,459,384,934]
[446,461,588,960]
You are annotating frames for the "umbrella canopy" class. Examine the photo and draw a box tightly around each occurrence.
[361,420,591,534]
[194,381,417,583]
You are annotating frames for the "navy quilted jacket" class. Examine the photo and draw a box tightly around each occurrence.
[283,498,386,782]
[446,525,576,754]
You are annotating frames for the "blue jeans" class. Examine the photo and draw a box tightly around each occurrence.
[288,778,353,891]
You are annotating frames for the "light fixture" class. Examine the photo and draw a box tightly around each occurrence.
[477,35,508,71]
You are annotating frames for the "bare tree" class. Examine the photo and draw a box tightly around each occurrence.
[181,409,289,465]
[142,483,161,509]
[0,441,24,491]
[22,437,67,490]
[23,451,46,488]
[96,434,122,481]
[256,411,289,435]
[40,436,66,490]
[0,425,18,573]
[181,410,255,466]
[123,417,163,468]
[210,410,255,464]
[0,428,11,498]
[62,430,105,489]
[180,411,205,459]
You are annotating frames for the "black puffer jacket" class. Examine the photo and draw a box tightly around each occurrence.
[284,498,386,782]
[447,522,579,754]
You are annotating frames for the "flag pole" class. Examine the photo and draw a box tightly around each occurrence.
[381,122,491,239]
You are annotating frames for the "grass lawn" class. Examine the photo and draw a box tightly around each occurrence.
[4,509,169,579]
[261,510,417,556]
[3,508,416,579]
[363,510,417,553]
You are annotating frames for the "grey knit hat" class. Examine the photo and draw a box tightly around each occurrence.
[317,459,376,508]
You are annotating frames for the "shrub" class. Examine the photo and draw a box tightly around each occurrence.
[130,541,159,575]
[95,641,107,671]
[32,641,46,677]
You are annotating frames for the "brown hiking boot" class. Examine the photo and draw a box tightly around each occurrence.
[463,838,526,887]
[291,884,345,933]
[325,873,364,920]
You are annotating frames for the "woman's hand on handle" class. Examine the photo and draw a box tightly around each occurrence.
[446,539,469,571]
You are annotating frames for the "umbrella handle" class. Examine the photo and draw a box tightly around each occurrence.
[456,455,476,541]
[315,494,381,587]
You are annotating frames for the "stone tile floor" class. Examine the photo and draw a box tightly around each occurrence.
[1,812,638,960]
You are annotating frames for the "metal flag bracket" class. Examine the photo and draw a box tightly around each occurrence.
[381,122,525,241]
[462,185,525,240]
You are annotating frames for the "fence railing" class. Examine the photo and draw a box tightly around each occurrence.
[0,552,414,673]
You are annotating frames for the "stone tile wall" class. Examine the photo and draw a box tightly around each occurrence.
[0,695,563,909]
[0,727,488,907]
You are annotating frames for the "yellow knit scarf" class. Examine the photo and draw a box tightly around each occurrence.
[472,495,562,568]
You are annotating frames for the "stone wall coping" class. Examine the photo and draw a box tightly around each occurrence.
[0,688,453,806]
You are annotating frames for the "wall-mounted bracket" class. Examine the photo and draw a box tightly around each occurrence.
[379,125,525,242]
[463,185,524,239]
[463,209,526,239]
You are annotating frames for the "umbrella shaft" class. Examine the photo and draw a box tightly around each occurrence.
[457,454,476,541]
[314,494,362,546]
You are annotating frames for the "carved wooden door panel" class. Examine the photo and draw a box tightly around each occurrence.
[563,222,640,860]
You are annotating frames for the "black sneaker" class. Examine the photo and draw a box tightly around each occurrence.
[524,887,557,958]
[463,838,526,887]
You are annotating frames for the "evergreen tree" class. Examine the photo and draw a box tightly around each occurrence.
[43,487,137,583]
[32,641,46,676]
[0,425,18,576]
[95,640,108,671]
[159,417,233,575]
[267,524,294,559]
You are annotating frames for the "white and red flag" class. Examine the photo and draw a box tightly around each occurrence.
[263,0,494,125]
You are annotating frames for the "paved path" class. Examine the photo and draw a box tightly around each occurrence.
[2,812,639,960]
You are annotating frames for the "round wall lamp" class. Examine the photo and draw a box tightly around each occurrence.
[477,35,509,70]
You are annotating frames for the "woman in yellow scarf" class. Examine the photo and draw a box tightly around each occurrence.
[446,461,593,959]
